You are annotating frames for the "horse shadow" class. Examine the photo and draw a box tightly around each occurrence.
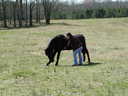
[81,62,102,66]
[59,62,102,67]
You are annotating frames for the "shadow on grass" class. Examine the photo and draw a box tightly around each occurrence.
[58,62,102,67]
[0,22,81,30]
[50,22,81,26]
[82,62,102,66]
[0,25,42,30]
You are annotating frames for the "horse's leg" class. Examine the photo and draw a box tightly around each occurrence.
[82,46,86,62]
[46,51,57,66]
[46,60,52,66]
[82,41,91,64]
[82,47,86,62]
[85,48,91,64]
[55,51,61,66]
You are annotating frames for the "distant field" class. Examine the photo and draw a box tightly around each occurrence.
[0,18,128,96]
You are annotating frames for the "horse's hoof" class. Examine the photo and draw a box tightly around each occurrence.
[55,64,58,66]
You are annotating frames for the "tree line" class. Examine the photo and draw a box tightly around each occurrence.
[53,7,128,19]
[52,1,128,19]
[0,0,128,28]
[0,0,57,28]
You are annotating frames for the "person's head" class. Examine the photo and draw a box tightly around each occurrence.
[66,32,72,39]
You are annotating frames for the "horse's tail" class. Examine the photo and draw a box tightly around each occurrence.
[81,35,91,63]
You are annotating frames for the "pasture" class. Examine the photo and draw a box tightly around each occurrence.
[0,18,128,96]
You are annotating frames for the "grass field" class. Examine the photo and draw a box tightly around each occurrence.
[0,18,128,96]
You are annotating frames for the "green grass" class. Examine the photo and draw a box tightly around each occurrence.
[0,18,128,96]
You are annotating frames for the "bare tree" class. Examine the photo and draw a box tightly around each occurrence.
[0,0,128,28]
[0,1,2,27]
[13,1,16,27]
[2,0,7,27]
[25,0,28,26]
[19,0,23,27]
[42,0,57,24]
[36,0,39,23]
[29,0,35,26]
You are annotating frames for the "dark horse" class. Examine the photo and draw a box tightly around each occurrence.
[45,34,91,66]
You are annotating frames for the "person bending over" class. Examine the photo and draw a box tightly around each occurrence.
[66,33,83,66]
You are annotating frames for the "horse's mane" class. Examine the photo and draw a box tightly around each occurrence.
[46,38,55,51]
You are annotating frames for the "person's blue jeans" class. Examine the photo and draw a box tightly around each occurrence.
[73,47,83,65]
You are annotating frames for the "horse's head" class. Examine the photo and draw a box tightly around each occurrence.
[44,48,54,62]
[45,34,68,66]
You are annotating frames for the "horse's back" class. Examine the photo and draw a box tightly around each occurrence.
[74,34,86,40]
[52,34,67,50]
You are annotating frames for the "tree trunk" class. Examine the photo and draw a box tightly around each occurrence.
[2,0,7,27]
[13,2,16,27]
[29,3,33,26]
[9,0,12,25]
[36,0,39,23]
[38,4,41,23]
[25,0,28,26]
[42,0,54,25]
[45,15,50,24]
[19,0,23,27]
[16,0,20,27]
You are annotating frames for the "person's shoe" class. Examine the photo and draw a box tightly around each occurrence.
[78,63,83,66]
[72,64,78,66]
